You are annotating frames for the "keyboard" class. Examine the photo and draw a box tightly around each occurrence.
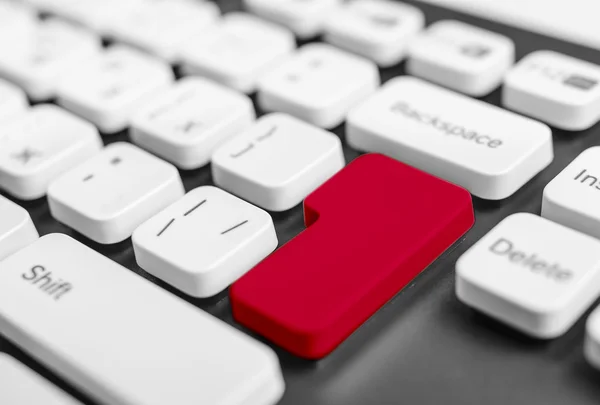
[2,0,600,404]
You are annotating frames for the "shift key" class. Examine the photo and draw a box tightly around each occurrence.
[0,233,284,405]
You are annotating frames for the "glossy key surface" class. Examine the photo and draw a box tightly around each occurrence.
[231,153,474,359]
[0,355,81,405]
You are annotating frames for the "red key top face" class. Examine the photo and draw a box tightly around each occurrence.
[230,153,474,359]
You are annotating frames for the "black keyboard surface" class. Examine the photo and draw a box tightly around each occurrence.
[3,0,600,404]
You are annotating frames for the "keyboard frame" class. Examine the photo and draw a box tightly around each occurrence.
[3,0,600,404]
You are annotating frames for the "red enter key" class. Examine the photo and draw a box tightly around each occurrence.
[230,153,474,359]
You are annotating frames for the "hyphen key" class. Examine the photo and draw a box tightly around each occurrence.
[230,153,474,359]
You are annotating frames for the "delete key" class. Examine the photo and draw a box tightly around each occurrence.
[456,213,600,338]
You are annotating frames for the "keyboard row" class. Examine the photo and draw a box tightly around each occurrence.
[3,0,600,127]
[8,138,600,311]
[0,66,592,206]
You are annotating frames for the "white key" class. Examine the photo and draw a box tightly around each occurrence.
[130,77,255,169]
[456,213,600,339]
[0,105,103,200]
[0,355,81,405]
[48,143,184,244]
[31,0,143,35]
[585,305,600,370]
[180,12,295,93]
[57,46,174,134]
[542,147,600,239]
[244,0,341,39]
[258,43,379,128]
[0,233,285,405]
[111,0,219,62]
[133,186,277,297]
[418,0,600,52]
[503,51,600,131]
[212,113,345,211]
[346,77,553,200]
[324,0,424,67]
[0,194,38,261]
[0,78,28,123]
[406,20,515,97]
[0,19,101,102]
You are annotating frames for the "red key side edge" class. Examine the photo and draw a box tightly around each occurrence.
[230,153,475,359]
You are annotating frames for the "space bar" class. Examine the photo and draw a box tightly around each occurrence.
[417,0,600,51]
[0,234,284,405]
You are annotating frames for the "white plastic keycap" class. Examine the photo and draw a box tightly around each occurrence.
[48,143,184,244]
[0,78,28,122]
[244,0,341,39]
[0,105,103,200]
[324,0,424,67]
[258,43,379,128]
[57,46,174,134]
[542,147,600,239]
[347,77,553,200]
[503,51,600,131]
[407,20,515,96]
[0,19,101,101]
[0,194,38,261]
[212,113,345,211]
[0,355,81,405]
[0,233,285,405]
[419,0,600,52]
[456,213,600,339]
[133,186,277,298]
[180,12,295,93]
[131,77,255,169]
[111,0,219,62]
